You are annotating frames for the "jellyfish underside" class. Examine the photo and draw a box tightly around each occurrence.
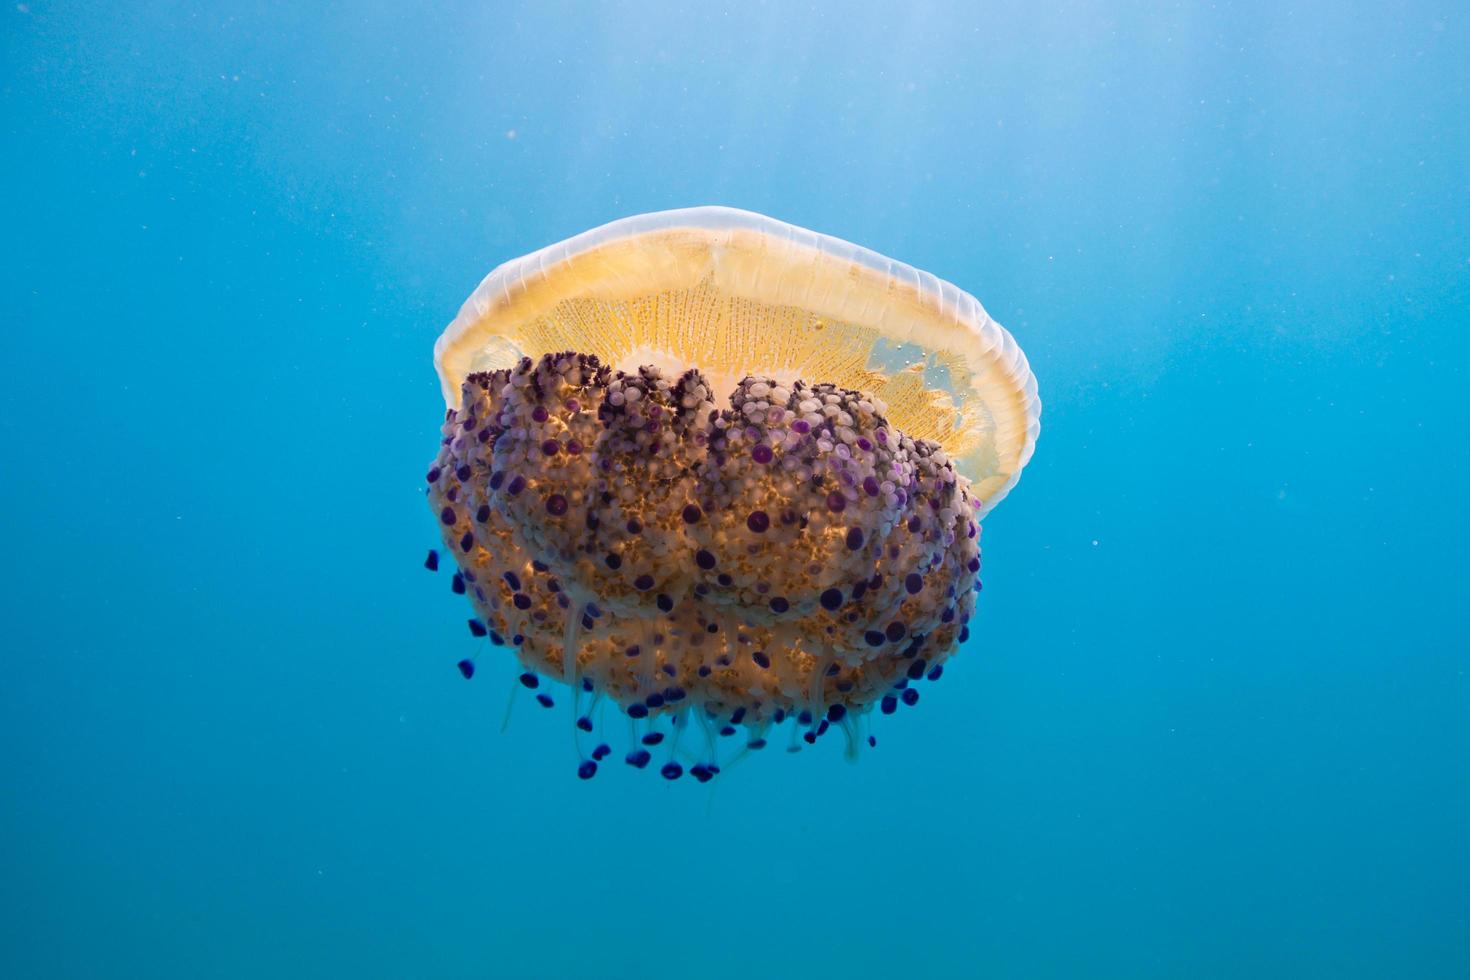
[427,209,1037,780]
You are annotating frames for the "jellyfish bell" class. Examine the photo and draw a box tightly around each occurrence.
[426,206,1039,780]
[435,207,1038,511]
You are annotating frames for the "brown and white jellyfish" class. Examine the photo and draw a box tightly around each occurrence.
[425,207,1039,781]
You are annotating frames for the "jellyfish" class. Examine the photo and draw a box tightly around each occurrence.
[425,207,1039,781]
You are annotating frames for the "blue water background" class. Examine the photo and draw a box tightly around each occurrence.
[4,3,1468,977]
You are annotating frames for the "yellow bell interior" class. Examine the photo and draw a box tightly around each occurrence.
[434,207,1040,514]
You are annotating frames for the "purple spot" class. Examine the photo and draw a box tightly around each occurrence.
[456,659,474,679]
[845,527,864,550]
[856,437,873,452]
[634,574,655,591]
[531,406,549,423]
[536,693,554,708]
[826,492,847,513]
[467,619,487,637]
[820,588,843,611]
[769,596,789,614]
[424,550,439,571]
[577,760,597,779]
[746,510,770,533]
[541,439,560,457]
[695,549,717,570]
[792,419,811,434]
[751,444,773,465]
[905,572,924,595]
[682,504,703,524]
[885,621,907,642]
[426,466,441,483]
[513,593,532,610]
[518,672,539,689]
[863,476,880,497]
[506,475,525,496]
[901,688,920,706]
[565,439,582,455]
[439,507,456,526]
[546,493,568,516]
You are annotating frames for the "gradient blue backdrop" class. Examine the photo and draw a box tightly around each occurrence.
[4,2,1467,977]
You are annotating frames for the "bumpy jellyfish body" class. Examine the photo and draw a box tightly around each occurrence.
[426,208,1039,780]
